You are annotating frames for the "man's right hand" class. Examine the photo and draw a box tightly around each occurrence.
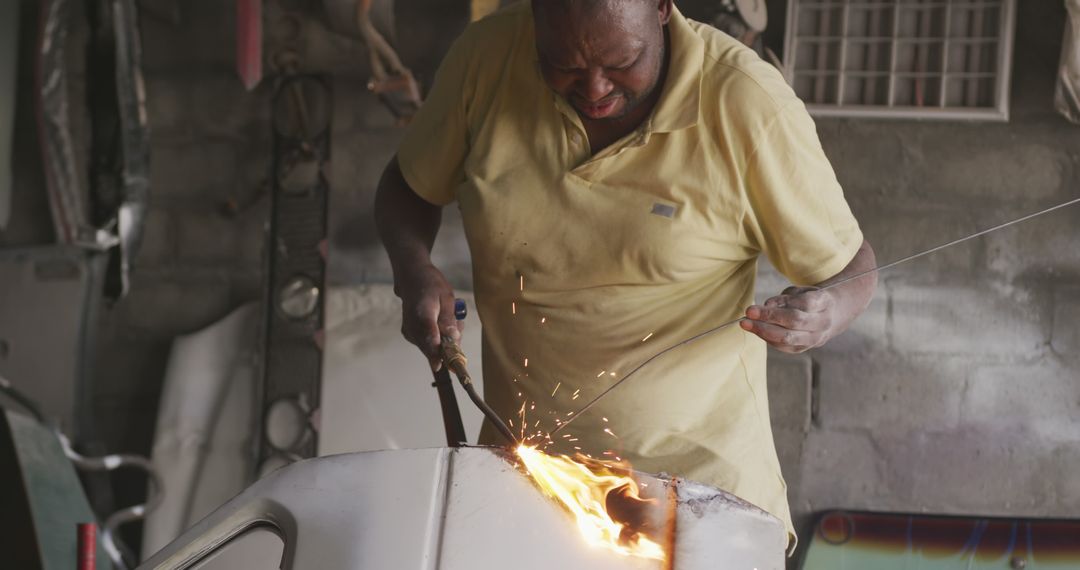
[395,264,464,372]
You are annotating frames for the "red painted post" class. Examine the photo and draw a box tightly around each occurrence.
[76,523,96,570]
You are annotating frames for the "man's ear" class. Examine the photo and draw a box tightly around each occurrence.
[657,0,673,25]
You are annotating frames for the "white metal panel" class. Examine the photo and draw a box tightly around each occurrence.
[438,447,660,570]
[140,447,787,570]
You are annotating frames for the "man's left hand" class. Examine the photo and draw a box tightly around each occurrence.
[739,286,837,354]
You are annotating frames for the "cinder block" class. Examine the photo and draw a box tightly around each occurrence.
[331,79,404,133]
[917,141,1065,203]
[1051,285,1080,356]
[818,123,912,198]
[962,358,1080,438]
[819,292,888,355]
[984,210,1080,281]
[116,273,235,338]
[236,203,269,270]
[140,2,234,70]
[175,209,241,265]
[792,430,886,514]
[145,71,271,139]
[134,207,176,268]
[858,205,981,277]
[876,427,1061,514]
[1053,443,1080,513]
[150,141,240,199]
[887,281,1046,357]
[772,427,806,501]
[814,353,967,433]
[767,352,812,433]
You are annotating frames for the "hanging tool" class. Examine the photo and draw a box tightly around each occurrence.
[435,299,518,445]
[551,196,1080,435]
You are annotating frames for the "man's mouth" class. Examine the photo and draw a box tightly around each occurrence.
[575,97,621,119]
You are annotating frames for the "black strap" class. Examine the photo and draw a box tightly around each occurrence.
[431,368,467,447]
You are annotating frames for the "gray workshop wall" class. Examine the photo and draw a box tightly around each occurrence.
[751,0,1080,557]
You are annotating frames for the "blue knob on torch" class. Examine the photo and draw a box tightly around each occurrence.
[454,298,467,321]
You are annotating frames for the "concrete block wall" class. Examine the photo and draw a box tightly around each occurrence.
[769,0,1080,554]
[88,1,272,532]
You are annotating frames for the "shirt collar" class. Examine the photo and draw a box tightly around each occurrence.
[648,6,704,134]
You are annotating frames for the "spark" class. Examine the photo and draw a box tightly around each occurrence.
[574,446,581,450]
[531,404,536,410]
[566,411,574,416]
[551,382,562,397]
[641,332,654,342]
[604,428,616,437]
[509,419,514,427]
[609,372,616,377]
[520,275,524,291]
[540,317,547,324]
[524,358,529,368]
[517,392,522,397]
[572,389,581,400]
[602,417,609,422]
[562,433,572,438]
[512,302,517,315]
[596,370,606,378]
[568,438,578,442]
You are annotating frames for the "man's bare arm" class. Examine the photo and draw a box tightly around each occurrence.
[374,156,462,369]
[740,239,878,353]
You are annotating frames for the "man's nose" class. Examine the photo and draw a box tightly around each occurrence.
[577,68,613,102]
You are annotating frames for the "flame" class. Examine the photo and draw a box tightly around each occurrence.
[515,444,666,561]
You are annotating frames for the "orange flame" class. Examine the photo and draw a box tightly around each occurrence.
[515,444,666,561]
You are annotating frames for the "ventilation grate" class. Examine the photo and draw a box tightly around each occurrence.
[784,0,1016,120]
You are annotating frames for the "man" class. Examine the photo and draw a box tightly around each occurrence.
[374,0,877,545]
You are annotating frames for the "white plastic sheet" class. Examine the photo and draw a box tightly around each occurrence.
[141,304,260,560]
[1056,0,1080,124]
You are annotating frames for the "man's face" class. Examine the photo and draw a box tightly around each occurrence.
[533,0,672,121]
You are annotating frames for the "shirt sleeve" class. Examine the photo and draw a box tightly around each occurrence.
[396,30,476,206]
[741,102,864,286]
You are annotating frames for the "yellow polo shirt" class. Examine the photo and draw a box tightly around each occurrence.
[397,2,862,543]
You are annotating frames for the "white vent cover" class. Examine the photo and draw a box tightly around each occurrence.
[784,0,1017,120]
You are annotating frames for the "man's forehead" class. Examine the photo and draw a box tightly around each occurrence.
[533,0,653,23]
[533,0,653,54]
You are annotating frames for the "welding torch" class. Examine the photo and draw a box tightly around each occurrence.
[439,299,518,445]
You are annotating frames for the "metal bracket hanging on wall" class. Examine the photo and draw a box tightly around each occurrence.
[257,72,332,475]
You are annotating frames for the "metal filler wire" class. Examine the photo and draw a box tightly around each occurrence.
[551,196,1080,436]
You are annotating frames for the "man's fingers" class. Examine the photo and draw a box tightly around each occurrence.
[437,293,461,342]
[407,295,443,357]
[739,319,814,353]
[746,305,828,332]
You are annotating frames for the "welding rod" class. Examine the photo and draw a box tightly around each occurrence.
[552,195,1080,435]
